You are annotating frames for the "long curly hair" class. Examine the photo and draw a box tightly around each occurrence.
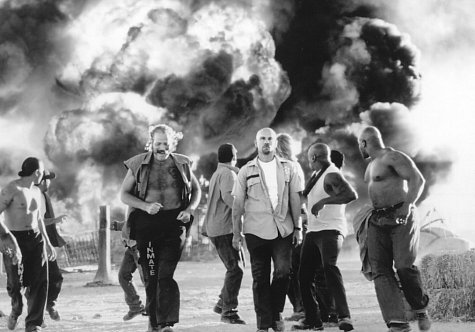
[145,124,183,152]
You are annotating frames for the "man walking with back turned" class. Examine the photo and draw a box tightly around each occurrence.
[204,143,245,325]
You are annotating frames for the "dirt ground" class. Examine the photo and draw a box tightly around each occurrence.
[0,259,473,332]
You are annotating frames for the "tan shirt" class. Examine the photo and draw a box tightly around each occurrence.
[232,156,303,240]
[203,163,238,237]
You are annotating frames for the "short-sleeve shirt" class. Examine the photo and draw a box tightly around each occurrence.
[203,163,238,237]
[232,156,303,240]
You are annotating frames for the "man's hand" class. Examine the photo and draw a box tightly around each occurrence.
[55,215,68,224]
[45,243,57,261]
[292,229,302,247]
[311,201,324,216]
[395,203,414,225]
[0,233,22,265]
[232,232,244,251]
[144,202,163,215]
[177,209,192,223]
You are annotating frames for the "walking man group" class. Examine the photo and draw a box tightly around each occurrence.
[0,124,431,332]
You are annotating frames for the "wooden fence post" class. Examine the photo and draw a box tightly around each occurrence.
[90,205,113,285]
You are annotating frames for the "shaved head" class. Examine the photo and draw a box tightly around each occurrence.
[256,127,276,141]
[307,142,331,171]
[308,143,330,159]
[255,127,277,160]
[359,126,383,143]
[358,126,385,158]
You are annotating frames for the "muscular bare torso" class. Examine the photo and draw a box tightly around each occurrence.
[365,149,408,209]
[0,180,42,231]
[145,157,184,210]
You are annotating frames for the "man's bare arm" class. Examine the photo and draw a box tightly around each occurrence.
[120,169,148,211]
[0,184,14,215]
[187,173,202,212]
[43,215,67,226]
[35,195,56,261]
[232,196,245,250]
[387,150,425,222]
[176,172,201,223]
[0,220,22,264]
[388,151,425,205]
[289,191,302,229]
[232,198,244,234]
[0,185,22,264]
[311,173,358,215]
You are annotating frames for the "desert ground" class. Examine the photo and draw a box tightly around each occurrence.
[0,258,473,332]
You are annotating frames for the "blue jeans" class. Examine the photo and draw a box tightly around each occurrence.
[118,246,147,312]
[299,230,350,325]
[367,208,429,326]
[246,234,292,330]
[210,234,243,316]
[5,230,48,330]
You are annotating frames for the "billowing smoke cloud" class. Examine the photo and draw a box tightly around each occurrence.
[41,0,289,226]
[269,0,426,220]
[1,0,472,240]
[274,7,421,130]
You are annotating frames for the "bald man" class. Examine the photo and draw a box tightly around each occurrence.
[358,126,430,332]
[293,143,357,331]
[232,128,303,332]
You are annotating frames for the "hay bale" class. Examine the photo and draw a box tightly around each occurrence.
[427,287,475,321]
[420,250,475,321]
[420,250,475,289]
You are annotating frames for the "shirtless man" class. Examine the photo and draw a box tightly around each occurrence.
[120,124,201,332]
[0,157,56,332]
[358,126,430,332]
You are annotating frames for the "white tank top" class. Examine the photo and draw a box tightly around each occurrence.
[307,164,347,236]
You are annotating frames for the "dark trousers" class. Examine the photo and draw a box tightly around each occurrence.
[288,242,336,319]
[246,234,292,330]
[287,243,304,313]
[367,209,429,325]
[4,230,48,330]
[299,230,350,325]
[47,258,63,310]
[210,234,244,316]
[133,209,186,328]
[118,246,147,312]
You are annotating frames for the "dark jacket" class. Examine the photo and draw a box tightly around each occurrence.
[122,151,194,239]
[43,192,66,247]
